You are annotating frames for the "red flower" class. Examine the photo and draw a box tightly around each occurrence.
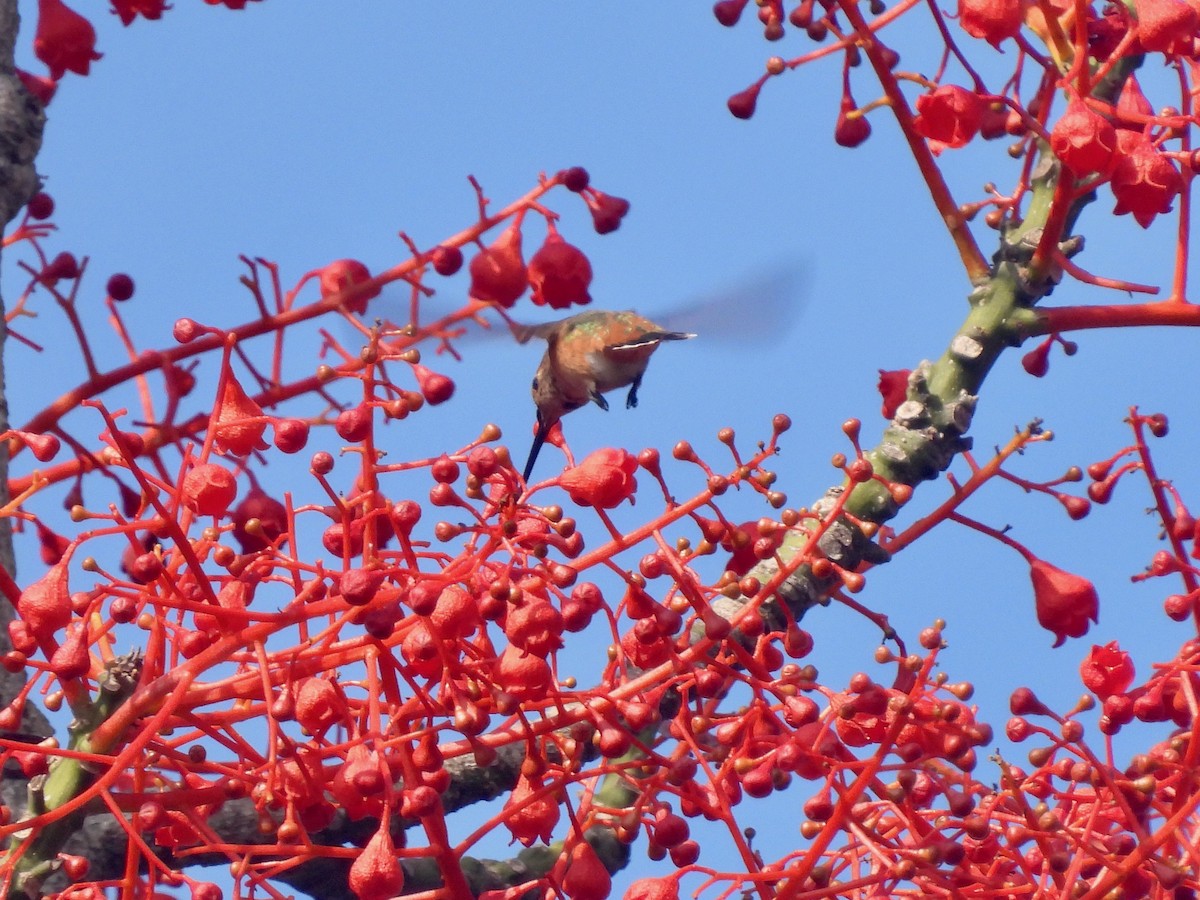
[348,827,403,900]
[877,368,911,419]
[528,229,593,309]
[16,68,57,105]
[1110,134,1183,227]
[17,559,72,642]
[1050,98,1119,177]
[469,224,527,307]
[958,0,1025,46]
[294,677,347,736]
[1080,641,1135,698]
[34,0,102,80]
[561,842,611,900]
[1116,75,1154,125]
[1133,0,1197,52]
[1029,558,1098,647]
[914,85,984,153]
[559,448,639,508]
[495,644,552,699]
[213,374,268,456]
[582,189,631,234]
[504,773,561,846]
[111,0,170,25]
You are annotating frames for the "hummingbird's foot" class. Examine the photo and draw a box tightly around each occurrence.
[626,374,642,410]
[591,390,610,411]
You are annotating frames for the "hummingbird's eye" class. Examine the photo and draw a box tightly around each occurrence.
[531,377,539,391]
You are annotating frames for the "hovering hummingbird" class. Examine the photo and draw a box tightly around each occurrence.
[513,310,696,481]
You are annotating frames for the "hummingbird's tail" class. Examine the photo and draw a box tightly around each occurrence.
[607,331,696,350]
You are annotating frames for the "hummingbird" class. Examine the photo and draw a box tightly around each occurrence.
[513,310,696,481]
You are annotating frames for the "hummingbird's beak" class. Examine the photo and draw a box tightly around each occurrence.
[523,414,550,483]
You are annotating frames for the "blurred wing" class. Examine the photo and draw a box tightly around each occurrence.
[651,266,807,345]
[356,265,805,347]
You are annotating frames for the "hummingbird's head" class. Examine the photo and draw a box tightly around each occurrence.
[529,354,588,428]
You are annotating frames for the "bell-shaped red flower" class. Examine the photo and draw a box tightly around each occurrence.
[559,448,639,509]
[469,224,527,307]
[503,773,561,846]
[877,368,911,419]
[213,374,268,457]
[914,85,984,153]
[34,0,102,80]
[1117,75,1154,125]
[1050,98,1119,177]
[528,228,593,309]
[625,879,681,900]
[958,0,1025,46]
[17,559,72,642]
[348,826,403,900]
[1080,641,1135,698]
[1110,134,1183,228]
[561,842,612,900]
[1133,0,1197,52]
[111,0,169,25]
[1029,557,1099,647]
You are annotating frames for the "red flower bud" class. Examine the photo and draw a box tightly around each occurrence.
[34,0,102,81]
[27,192,54,219]
[1079,641,1134,698]
[559,448,639,509]
[273,419,310,454]
[182,463,238,517]
[727,81,762,120]
[430,244,463,276]
[106,273,135,301]
[412,363,455,404]
[528,230,593,309]
[50,624,89,680]
[469,224,526,307]
[319,259,380,315]
[834,96,872,148]
[231,489,288,553]
[1029,557,1098,647]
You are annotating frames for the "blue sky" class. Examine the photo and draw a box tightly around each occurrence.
[7,3,1199,894]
